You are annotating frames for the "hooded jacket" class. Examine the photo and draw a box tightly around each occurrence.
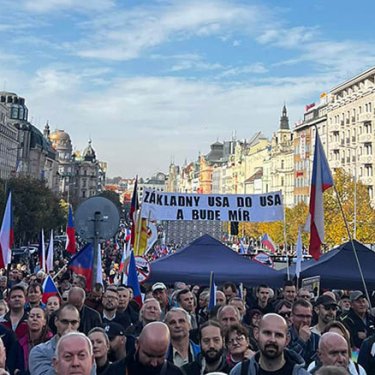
[229,348,310,375]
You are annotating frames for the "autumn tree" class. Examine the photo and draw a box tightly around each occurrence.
[0,177,66,245]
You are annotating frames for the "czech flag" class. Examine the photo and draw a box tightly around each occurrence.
[0,192,14,269]
[307,130,333,260]
[208,271,217,311]
[42,275,59,303]
[130,177,139,247]
[127,250,142,306]
[261,233,276,253]
[65,205,76,254]
[68,243,94,288]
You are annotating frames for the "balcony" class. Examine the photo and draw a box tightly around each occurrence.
[330,123,341,132]
[330,141,341,150]
[352,116,356,123]
[359,154,373,164]
[330,160,341,168]
[358,133,374,143]
[358,113,372,122]
[360,176,373,185]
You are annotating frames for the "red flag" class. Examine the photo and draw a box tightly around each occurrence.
[65,205,76,254]
[0,192,13,269]
[307,131,333,260]
[130,177,139,247]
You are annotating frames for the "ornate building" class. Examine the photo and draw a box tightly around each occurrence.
[270,106,295,207]
[49,129,104,203]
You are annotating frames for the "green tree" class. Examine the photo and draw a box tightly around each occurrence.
[0,177,66,245]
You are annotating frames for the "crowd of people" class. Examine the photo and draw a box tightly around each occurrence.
[0,268,372,375]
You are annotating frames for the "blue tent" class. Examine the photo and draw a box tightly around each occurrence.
[286,240,375,290]
[148,234,285,287]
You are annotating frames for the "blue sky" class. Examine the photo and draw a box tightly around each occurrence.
[1,0,375,178]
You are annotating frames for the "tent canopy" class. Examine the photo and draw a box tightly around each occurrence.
[289,240,375,290]
[148,234,284,287]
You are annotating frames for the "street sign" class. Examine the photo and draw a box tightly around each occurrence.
[253,252,274,268]
[126,256,151,284]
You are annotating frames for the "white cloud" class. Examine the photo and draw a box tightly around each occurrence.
[72,1,265,61]
[21,0,114,13]
[219,63,268,77]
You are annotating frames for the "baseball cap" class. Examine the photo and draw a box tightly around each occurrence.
[152,282,167,292]
[350,290,366,302]
[103,322,125,339]
[315,295,338,307]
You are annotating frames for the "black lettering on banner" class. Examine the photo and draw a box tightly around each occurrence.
[222,197,229,207]
[192,210,199,220]
[149,191,156,204]
[260,194,279,207]
[156,194,162,205]
[193,196,200,206]
[237,197,252,207]
[228,210,238,221]
[191,209,220,220]
[170,196,177,206]
[274,194,281,206]
[208,197,215,207]
[144,191,150,203]
[176,209,184,219]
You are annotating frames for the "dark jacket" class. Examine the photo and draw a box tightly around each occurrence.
[79,305,102,334]
[358,333,375,374]
[340,308,375,349]
[181,352,231,375]
[288,325,320,366]
[0,323,25,374]
[108,355,183,374]
[166,340,201,366]
[101,311,132,331]
[229,349,310,375]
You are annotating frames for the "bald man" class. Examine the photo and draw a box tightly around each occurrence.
[230,313,310,374]
[108,321,183,374]
[310,332,350,373]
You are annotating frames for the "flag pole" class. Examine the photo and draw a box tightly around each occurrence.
[333,184,372,308]
[283,200,290,281]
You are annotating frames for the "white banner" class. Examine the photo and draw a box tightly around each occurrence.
[141,189,284,222]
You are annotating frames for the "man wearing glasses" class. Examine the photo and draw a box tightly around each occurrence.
[29,304,95,375]
[288,299,320,367]
[311,295,338,336]
[101,287,131,330]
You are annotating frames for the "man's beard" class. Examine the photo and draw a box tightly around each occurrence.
[261,343,283,359]
[203,347,224,364]
[135,352,164,374]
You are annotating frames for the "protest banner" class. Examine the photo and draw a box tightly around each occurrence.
[301,275,321,298]
[140,189,284,222]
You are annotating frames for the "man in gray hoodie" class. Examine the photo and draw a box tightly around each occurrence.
[230,313,310,375]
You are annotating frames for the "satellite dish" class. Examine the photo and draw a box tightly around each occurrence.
[75,196,120,241]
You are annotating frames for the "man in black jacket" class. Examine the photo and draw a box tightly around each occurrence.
[182,320,231,375]
[108,321,183,374]
[68,287,102,334]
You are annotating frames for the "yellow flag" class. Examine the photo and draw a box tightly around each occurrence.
[134,218,148,256]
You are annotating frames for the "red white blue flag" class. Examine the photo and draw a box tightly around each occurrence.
[127,250,142,306]
[0,192,14,269]
[68,243,94,288]
[42,275,59,303]
[307,130,333,260]
[65,205,76,254]
[261,233,276,253]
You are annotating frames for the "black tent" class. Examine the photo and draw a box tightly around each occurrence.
[148,234,285,286]
[286,240,375,290]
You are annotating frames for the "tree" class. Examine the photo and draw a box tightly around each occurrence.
[0,177,66,245]
[325,168,375,246]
